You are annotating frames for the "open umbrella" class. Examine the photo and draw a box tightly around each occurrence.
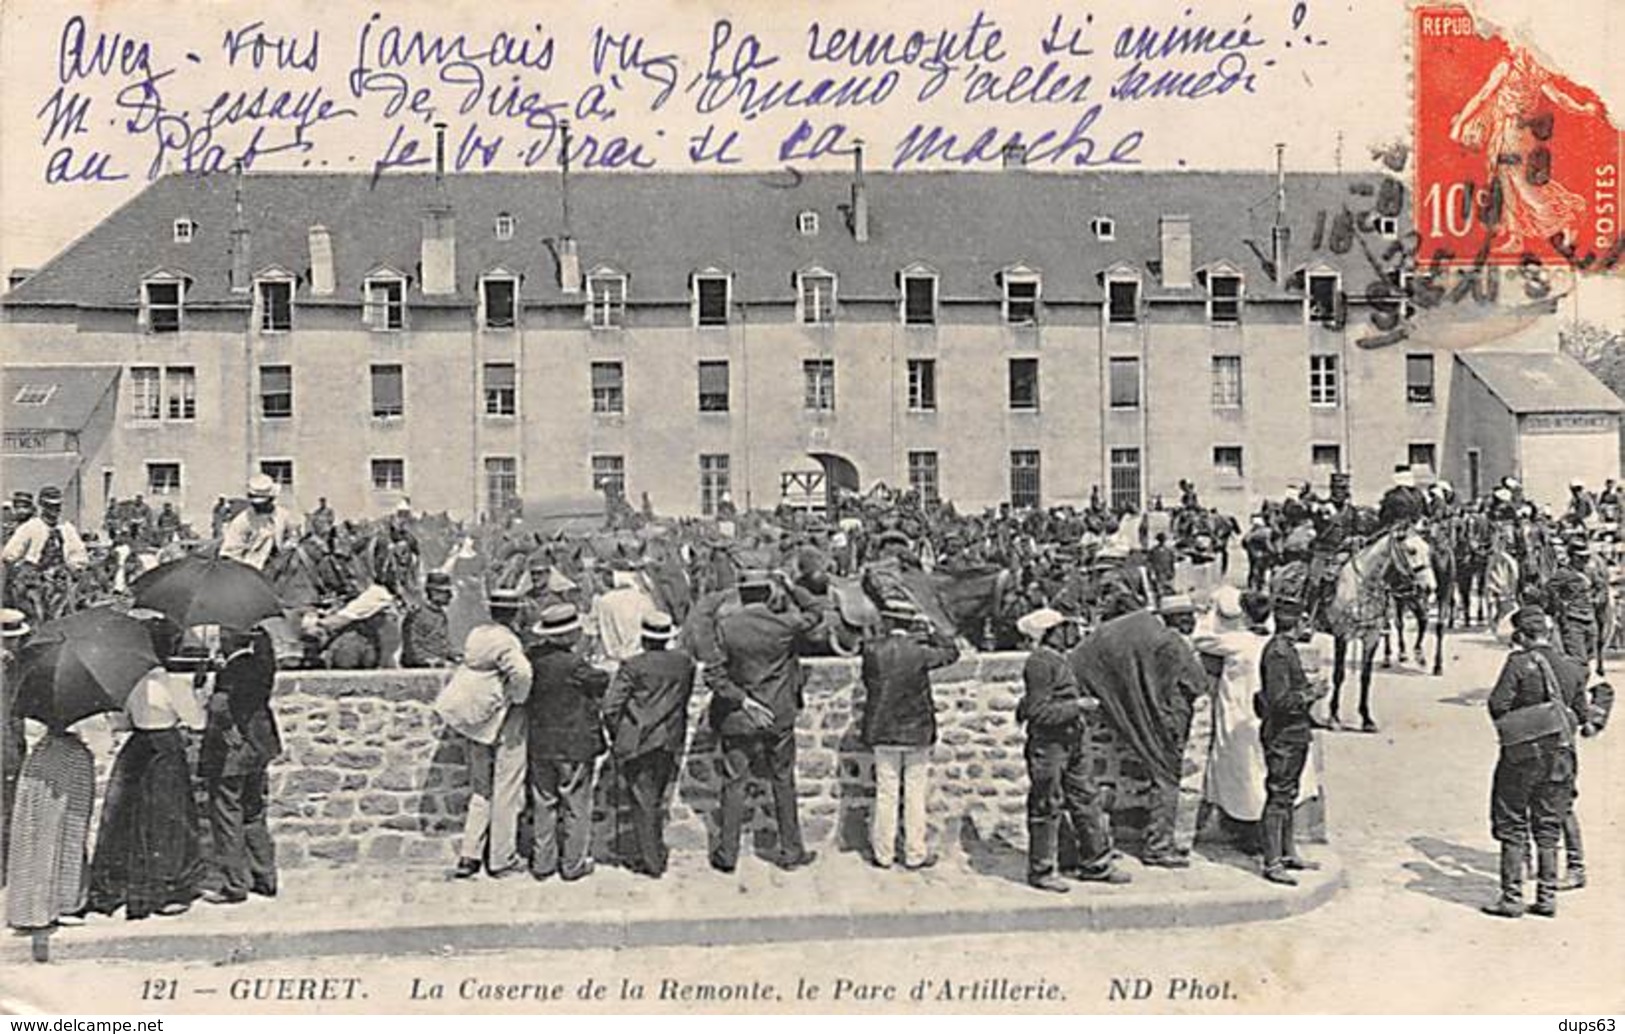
[14,607,163,728]
[130,554,283,631]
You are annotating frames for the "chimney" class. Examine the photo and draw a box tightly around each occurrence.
[1158,215,1193,289]
[556,121,580,294]
[1272,143,1290,287]
[307,225,334,296]
[421,122,457,296]
[1001,142,1027,170]
[850,139,869,243]
[228,161,251,293]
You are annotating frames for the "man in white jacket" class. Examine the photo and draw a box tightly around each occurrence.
[450,590,533,879]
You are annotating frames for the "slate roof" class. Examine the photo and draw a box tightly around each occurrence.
[3,169,1405,309]
[1457,351,1625,414]
[0,365,121,431]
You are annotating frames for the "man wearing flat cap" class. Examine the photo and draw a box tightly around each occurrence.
[2,485,88,571]
[1545,538,1601,676]
[1482,606,1587,918]
[402,571,457,668]
[1144,594,1211,867]
[602,612,697,878]
[705,569,822,873]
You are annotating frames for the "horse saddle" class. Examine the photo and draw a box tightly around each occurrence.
[827,575,883,628]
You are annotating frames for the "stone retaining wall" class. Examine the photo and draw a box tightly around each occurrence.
[263,655,1315,868]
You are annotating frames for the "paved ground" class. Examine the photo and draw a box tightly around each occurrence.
[2,628,1622,1013]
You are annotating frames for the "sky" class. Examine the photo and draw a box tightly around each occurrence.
[1,0,1619,322]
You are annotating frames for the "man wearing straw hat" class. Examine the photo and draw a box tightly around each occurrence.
[219,474,298,571]
[602,612,696,878]
[525,603,610,882]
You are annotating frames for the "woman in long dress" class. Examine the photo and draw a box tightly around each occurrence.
[87,668,206,920]
[5,725,96,931]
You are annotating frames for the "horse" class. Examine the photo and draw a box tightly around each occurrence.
[824,562,1018,654]
[1386,517,1454,676]
[1323,525,1437,732]
[1453,510,1494,624]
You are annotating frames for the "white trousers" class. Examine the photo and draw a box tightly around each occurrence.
[871,745,932,867]
[459,708,528,871]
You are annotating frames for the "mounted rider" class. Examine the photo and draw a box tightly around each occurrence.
[219,474,299,571]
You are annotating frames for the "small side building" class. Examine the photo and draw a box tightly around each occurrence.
[1446,351,1624,508]
[1,365,121,524]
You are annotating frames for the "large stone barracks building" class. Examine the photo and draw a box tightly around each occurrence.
[3,157,1618,527]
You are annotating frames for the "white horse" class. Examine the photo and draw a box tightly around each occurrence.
[1323,527,1437,733]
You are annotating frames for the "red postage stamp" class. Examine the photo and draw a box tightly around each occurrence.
[1414,4,1622,271]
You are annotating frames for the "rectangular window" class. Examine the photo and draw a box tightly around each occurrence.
[371,458,406,492]
[695,275,730,327]
[1211,355,1242,409]
[591,454,626,499]
[1209,273,1242,324]
[483,363,516,417]
[258,280,292,332]
[364,277,405,330]
[907,358,937,412]
[1406,353,1436,405]
[1408,442,1437,473]
[1213,445,1244,478]
[259,459,294,490]
[1311,444,1342,474]
[130,366,162,421]
[485,456,518,516]
[591,361,625,414]
[1307,272,1341,326]
[799,273,836,325]
[1309,354,1340,406]
[908,451,940,503]
[1107,280,1139,324]
[902,275,936,325]
[164,367,196,421]
[143,281,181,333]
[1109,447,1142,512]
[803,359,836,412]
[1008,357,1040,411]
[588,274,626,329]
[146,462,181,497]
[259,365,293,419]
[698,360,730,413]
[482,278,517,330]
[370,364,404,419]
[1109,356,1140,408]
[1004,277,1039,325]
[1010,450,1041,509]
[699,454,731,516]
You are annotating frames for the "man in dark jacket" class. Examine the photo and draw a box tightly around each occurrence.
[402,571,457,668]
[860,600,959,870]
[525,604,610,881]
[201,627,284,903]
[1482,606,1587,918]
[602,612,696,878]
[1018,608,1130,893]
[705,571,821,873]
[1257,597,1327,885]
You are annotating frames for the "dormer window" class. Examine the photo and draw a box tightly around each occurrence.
[480,274,518,330]
[1000,268,1041,326]
[495,212,515,240]
[141,278,184,334]
[900,266,938,326]
[255,276,294,333]
[1105,274,1140,325]
[587,269,627,329]
[796,268,836,325]
[797,211,819,236]
[13,383,56,406]
[1090,217,1116,242]
[173,219,195,244]
[693,272,731,327]
[363,274,406,331]
[1206,270,1243,324]
[1306,270,1342,327]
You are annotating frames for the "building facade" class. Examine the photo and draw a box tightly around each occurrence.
[2,162,1615,528]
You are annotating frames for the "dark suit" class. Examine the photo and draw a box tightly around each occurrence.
[1019,646,1114,878]
[603,647,697,875]
[707,600,821,868]
[1258,633,1313,869]
[201,632,283,897]
[525,641,610,879]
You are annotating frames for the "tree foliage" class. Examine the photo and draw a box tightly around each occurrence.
[1560,320,1625,400]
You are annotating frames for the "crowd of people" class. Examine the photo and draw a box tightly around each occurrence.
[0,464,1617,935]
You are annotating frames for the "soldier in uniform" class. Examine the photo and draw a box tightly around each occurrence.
[401,571,457,668]
[1545,535,1600,675]
[1377,466,1425,531]
[1256,596,1328,885]
[2,492,33,545]
[1,486,88,571]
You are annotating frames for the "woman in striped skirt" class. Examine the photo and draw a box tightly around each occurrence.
[5,725,96,931]
[87,668,206,921]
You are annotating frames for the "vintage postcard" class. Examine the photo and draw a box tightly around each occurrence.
[0,0,1621,1018]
